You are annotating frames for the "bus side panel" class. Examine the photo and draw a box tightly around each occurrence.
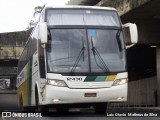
[17,61,32,107]
[26,58,33,106]
[30,24,39,106]
[17,79,27,107]
[31,50,40,106]
[17,24,39,107]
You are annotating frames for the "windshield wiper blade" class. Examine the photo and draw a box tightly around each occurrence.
[70,37,85,73]
[91,37,110,73]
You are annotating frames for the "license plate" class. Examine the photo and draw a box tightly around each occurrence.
[84,93,97,97]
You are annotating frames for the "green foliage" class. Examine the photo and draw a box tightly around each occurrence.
[34,4,45,17]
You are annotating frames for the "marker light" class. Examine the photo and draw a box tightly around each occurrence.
[53,98,60,103]
[117,97,124,100]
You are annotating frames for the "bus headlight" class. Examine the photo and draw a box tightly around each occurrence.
[47,79,67,87]
[112,78,128,86]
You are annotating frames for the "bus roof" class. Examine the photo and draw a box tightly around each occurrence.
[44,5,117,11]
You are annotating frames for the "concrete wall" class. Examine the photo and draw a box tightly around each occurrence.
[108,77,157,107]
[156,47,160,106]
[67,0,101,5]
[97,0,151,16]
[0,30,31,59]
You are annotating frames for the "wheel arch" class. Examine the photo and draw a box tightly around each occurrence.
[35,81,41,105]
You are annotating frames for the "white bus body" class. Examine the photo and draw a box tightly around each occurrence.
[17,6,137,113]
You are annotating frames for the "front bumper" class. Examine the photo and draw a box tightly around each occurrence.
[41,83,127,105]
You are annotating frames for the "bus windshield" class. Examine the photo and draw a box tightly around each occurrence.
[46,28,126,74]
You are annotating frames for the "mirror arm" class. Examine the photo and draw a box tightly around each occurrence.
[41,44,45,49]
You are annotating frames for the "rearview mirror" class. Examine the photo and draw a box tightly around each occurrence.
[39,22,47,44]
[123,23,138,45]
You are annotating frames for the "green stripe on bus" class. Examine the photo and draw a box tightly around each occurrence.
[27,58,32,106]
[84,76,97,82]
[84,76,110,82]
[94,76,106,82]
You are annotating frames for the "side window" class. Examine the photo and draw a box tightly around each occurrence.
[39,42,46,78]
[17,25,38,75]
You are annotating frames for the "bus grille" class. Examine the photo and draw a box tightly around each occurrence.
[66,82,113,89]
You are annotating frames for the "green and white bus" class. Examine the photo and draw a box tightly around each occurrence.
[16,6,138,113]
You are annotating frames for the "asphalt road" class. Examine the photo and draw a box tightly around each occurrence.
[0,114,160,120]
[0,90,160,120]
[0,92,18,112]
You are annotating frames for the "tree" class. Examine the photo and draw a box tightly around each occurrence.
[26,4,45,29]
[27,20,36,29]
[26,4,46,29]
[33,4,45,17]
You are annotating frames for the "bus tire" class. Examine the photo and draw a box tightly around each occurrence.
[93,103,107,114]
[35,86,49,112]
[56,106,69,113]
[36,104,49,112]
[19,96,26,112]
[28,106,36,112]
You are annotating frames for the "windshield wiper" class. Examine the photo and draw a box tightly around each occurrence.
[70,37,85,73]
[91,37,110,73]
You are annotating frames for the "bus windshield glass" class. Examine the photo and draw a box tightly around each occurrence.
[46,8,125,74]
[46,28,126,74]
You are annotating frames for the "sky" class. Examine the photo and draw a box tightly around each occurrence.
[0,0,69,33]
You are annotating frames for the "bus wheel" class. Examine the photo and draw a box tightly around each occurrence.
[56,106,69,113]
[37,105,49,112]
[29,106,36,112]
[19,96,26,112]
[35,88,49,112]
[93,103,107,114]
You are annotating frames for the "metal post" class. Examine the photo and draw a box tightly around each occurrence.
[10,77,16,90]
[10,78,13,89]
